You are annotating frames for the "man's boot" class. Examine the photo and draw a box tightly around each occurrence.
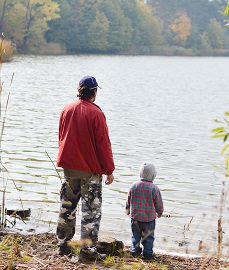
[59,244,72,256]
[78,246,106,262]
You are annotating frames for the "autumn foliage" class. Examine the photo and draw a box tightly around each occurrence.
[170,12,191,46]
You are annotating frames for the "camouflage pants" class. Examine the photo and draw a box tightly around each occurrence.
[56,169,102,247]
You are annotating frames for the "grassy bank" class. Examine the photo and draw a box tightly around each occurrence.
[0,232,228,270]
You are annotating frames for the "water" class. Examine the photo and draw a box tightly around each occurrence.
[0,55,229,257]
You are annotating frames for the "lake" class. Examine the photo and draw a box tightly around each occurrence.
[0,55,229,257]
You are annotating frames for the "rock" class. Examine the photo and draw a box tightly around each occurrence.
[96,236,124,256]
[5,208,31,218]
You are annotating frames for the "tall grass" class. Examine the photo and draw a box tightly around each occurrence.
[0,35,14,63]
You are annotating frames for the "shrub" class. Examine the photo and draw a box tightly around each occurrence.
[37,42,66,55]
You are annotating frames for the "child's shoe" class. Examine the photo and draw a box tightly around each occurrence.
[143,252,155,261]
[131,247,142,258]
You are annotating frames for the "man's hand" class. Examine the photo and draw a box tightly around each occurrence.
[105,174,114,185]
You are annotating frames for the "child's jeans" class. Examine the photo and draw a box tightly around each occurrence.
[130,219,155,257]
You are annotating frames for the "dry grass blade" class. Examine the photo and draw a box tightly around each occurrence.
[0,33,4,228]
[0,73,14,149]
[0,33,4,133]
[1,163,26,216]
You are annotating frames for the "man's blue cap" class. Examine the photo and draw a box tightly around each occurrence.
[79,76,101,89]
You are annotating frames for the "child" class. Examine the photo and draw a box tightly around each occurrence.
[126,162,164,260]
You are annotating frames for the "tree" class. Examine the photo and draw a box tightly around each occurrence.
[87,11,109,52]
[206,18,225,48]
[45,0,71,50]
[22,0,60,52]
[186,25,201,49]
[136,0,164,52]
[99,0,133,52]
[0,0,21,38]
[170,12,191,46]
[199,31,211,50]
[0,0,9,34]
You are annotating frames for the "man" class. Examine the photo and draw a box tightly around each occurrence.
[56,75,115,261]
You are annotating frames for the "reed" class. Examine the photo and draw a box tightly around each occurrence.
[0,33,4,228]
[0,34,23,230]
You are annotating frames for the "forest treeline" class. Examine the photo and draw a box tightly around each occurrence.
[0,0,229,57]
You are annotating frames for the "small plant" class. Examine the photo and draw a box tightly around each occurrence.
[21,255,32,262]
[103,254,116,266]
[212,111,229,176]
[0,243,11,251]
[211,111,229,256]
[71,245,80,255]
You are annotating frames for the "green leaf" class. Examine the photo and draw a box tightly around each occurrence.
[225,156,229,171]
[223,134,229,142]
[212,134,226,138]
[211,127,225,133]
[214,119,224,123]
[221,143,229,154]
[223,5,229,16]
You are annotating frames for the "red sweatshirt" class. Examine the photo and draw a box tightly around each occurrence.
[56,99,115,175]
